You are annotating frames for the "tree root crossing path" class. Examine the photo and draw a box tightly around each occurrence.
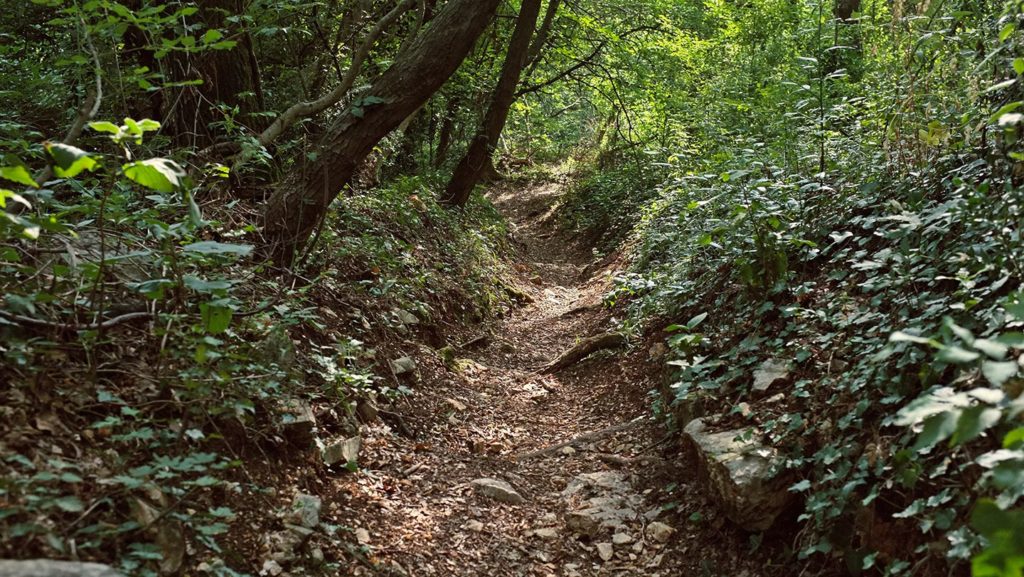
[317,182,765,577]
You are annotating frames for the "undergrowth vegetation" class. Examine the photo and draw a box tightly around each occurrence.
[0,119,513,574]
[553,0,1024,572]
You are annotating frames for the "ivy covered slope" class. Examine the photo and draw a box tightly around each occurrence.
[553,0,1024,573]
[0,120,517,573]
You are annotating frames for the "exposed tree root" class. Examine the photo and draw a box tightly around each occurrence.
[539,331,626,374]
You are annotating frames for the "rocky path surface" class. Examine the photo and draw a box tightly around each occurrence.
[310,182,768,576]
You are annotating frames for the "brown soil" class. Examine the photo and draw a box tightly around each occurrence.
[314,181,783,576]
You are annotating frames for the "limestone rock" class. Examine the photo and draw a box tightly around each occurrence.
[612,532,633,545]
[596,542,614,561]
[752,359,790,392]
[280,398,316,446]
[390,357,417,375]
[533,527,559,540]
[260,560,283,577]
[0,561,123,577]
[682,418,791,531]
[470,478,525,505]
[396,310,420,326]
[645,521,674,543]
[464,520,485,532]
[323,436,361,466]
[355,528,371,545]
[288,493,321,529]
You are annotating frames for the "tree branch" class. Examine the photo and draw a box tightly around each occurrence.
[255,0,417,148]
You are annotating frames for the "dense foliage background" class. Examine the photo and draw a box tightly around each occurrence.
[3,0,1024,574]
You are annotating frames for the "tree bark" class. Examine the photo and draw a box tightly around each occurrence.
[441,0,544,207]
[166,0,264,146]
[262,0,502,264]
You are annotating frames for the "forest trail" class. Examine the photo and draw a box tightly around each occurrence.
[322,182,764,577]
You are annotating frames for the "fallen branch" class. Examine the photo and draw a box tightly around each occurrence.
[514,417,644,461]
[0,309,153,331]
[540,331,626,374]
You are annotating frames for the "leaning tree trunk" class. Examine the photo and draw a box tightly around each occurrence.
[262,0,502,264]
[441,0,544,207]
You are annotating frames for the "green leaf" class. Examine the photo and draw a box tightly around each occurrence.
[990,102,1024,124]
[88,121,121,135]
[1003,428,1024,448]
[0,189,32,209]
[1015,58,1024,76]
[913,410,960,451]
[937,346,980,364]
[890,331,936,346]
[183,241,253,257]
[122,158,185,192]
[200,301,233,334]
[687,312,709,330]
[45,142,98,178]
[54,495,85,513]
[983,361,1018,387]
[0,166,38,188]
[1000,22,1016,42]
[975,339,1010,360]
[789,479,812,492]
[202,29,224,44]
[951,405,1002,446]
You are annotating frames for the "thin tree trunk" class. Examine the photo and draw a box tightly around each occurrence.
[434,95,459,167]
[262,0,501,264]
[442,0,544,207]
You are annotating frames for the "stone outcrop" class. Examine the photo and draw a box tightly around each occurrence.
[682,418,791,531]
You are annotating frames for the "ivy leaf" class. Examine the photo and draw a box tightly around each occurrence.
[0,166,39,189]
[45,142,98,178]
[789,479,812,492]
[123,158,186,192]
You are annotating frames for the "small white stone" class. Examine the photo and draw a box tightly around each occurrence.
[596,542,614,561]
[645,521,674,543]
[355,527,371,545]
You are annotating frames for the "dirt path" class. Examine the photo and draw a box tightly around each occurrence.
[323,182,764,576]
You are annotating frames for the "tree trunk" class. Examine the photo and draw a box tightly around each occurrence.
[166,0,264,147]
[441,0,544,207]
[262,0,502,264]
[433,95,460,167]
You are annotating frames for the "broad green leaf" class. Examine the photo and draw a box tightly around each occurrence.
[1015,58,1024,76]
[0,189,31,209]
[687,312,709,330]
[1003,428,1024,448]
[202,29,224,43]
[88,121,121,135]
[53,495,85,513]
[200,302,232,334]
[123,158,185,192]
[183,241,253,257]
[937,346,980,364]
[0,166,38,188]
[951,405,1002,446]
[45,142,97,178]
[914,410,960,451]
[983,361,1018,386]
[975,339,1010,360]
[1000,22,1016,42]
[890,331,936,346]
